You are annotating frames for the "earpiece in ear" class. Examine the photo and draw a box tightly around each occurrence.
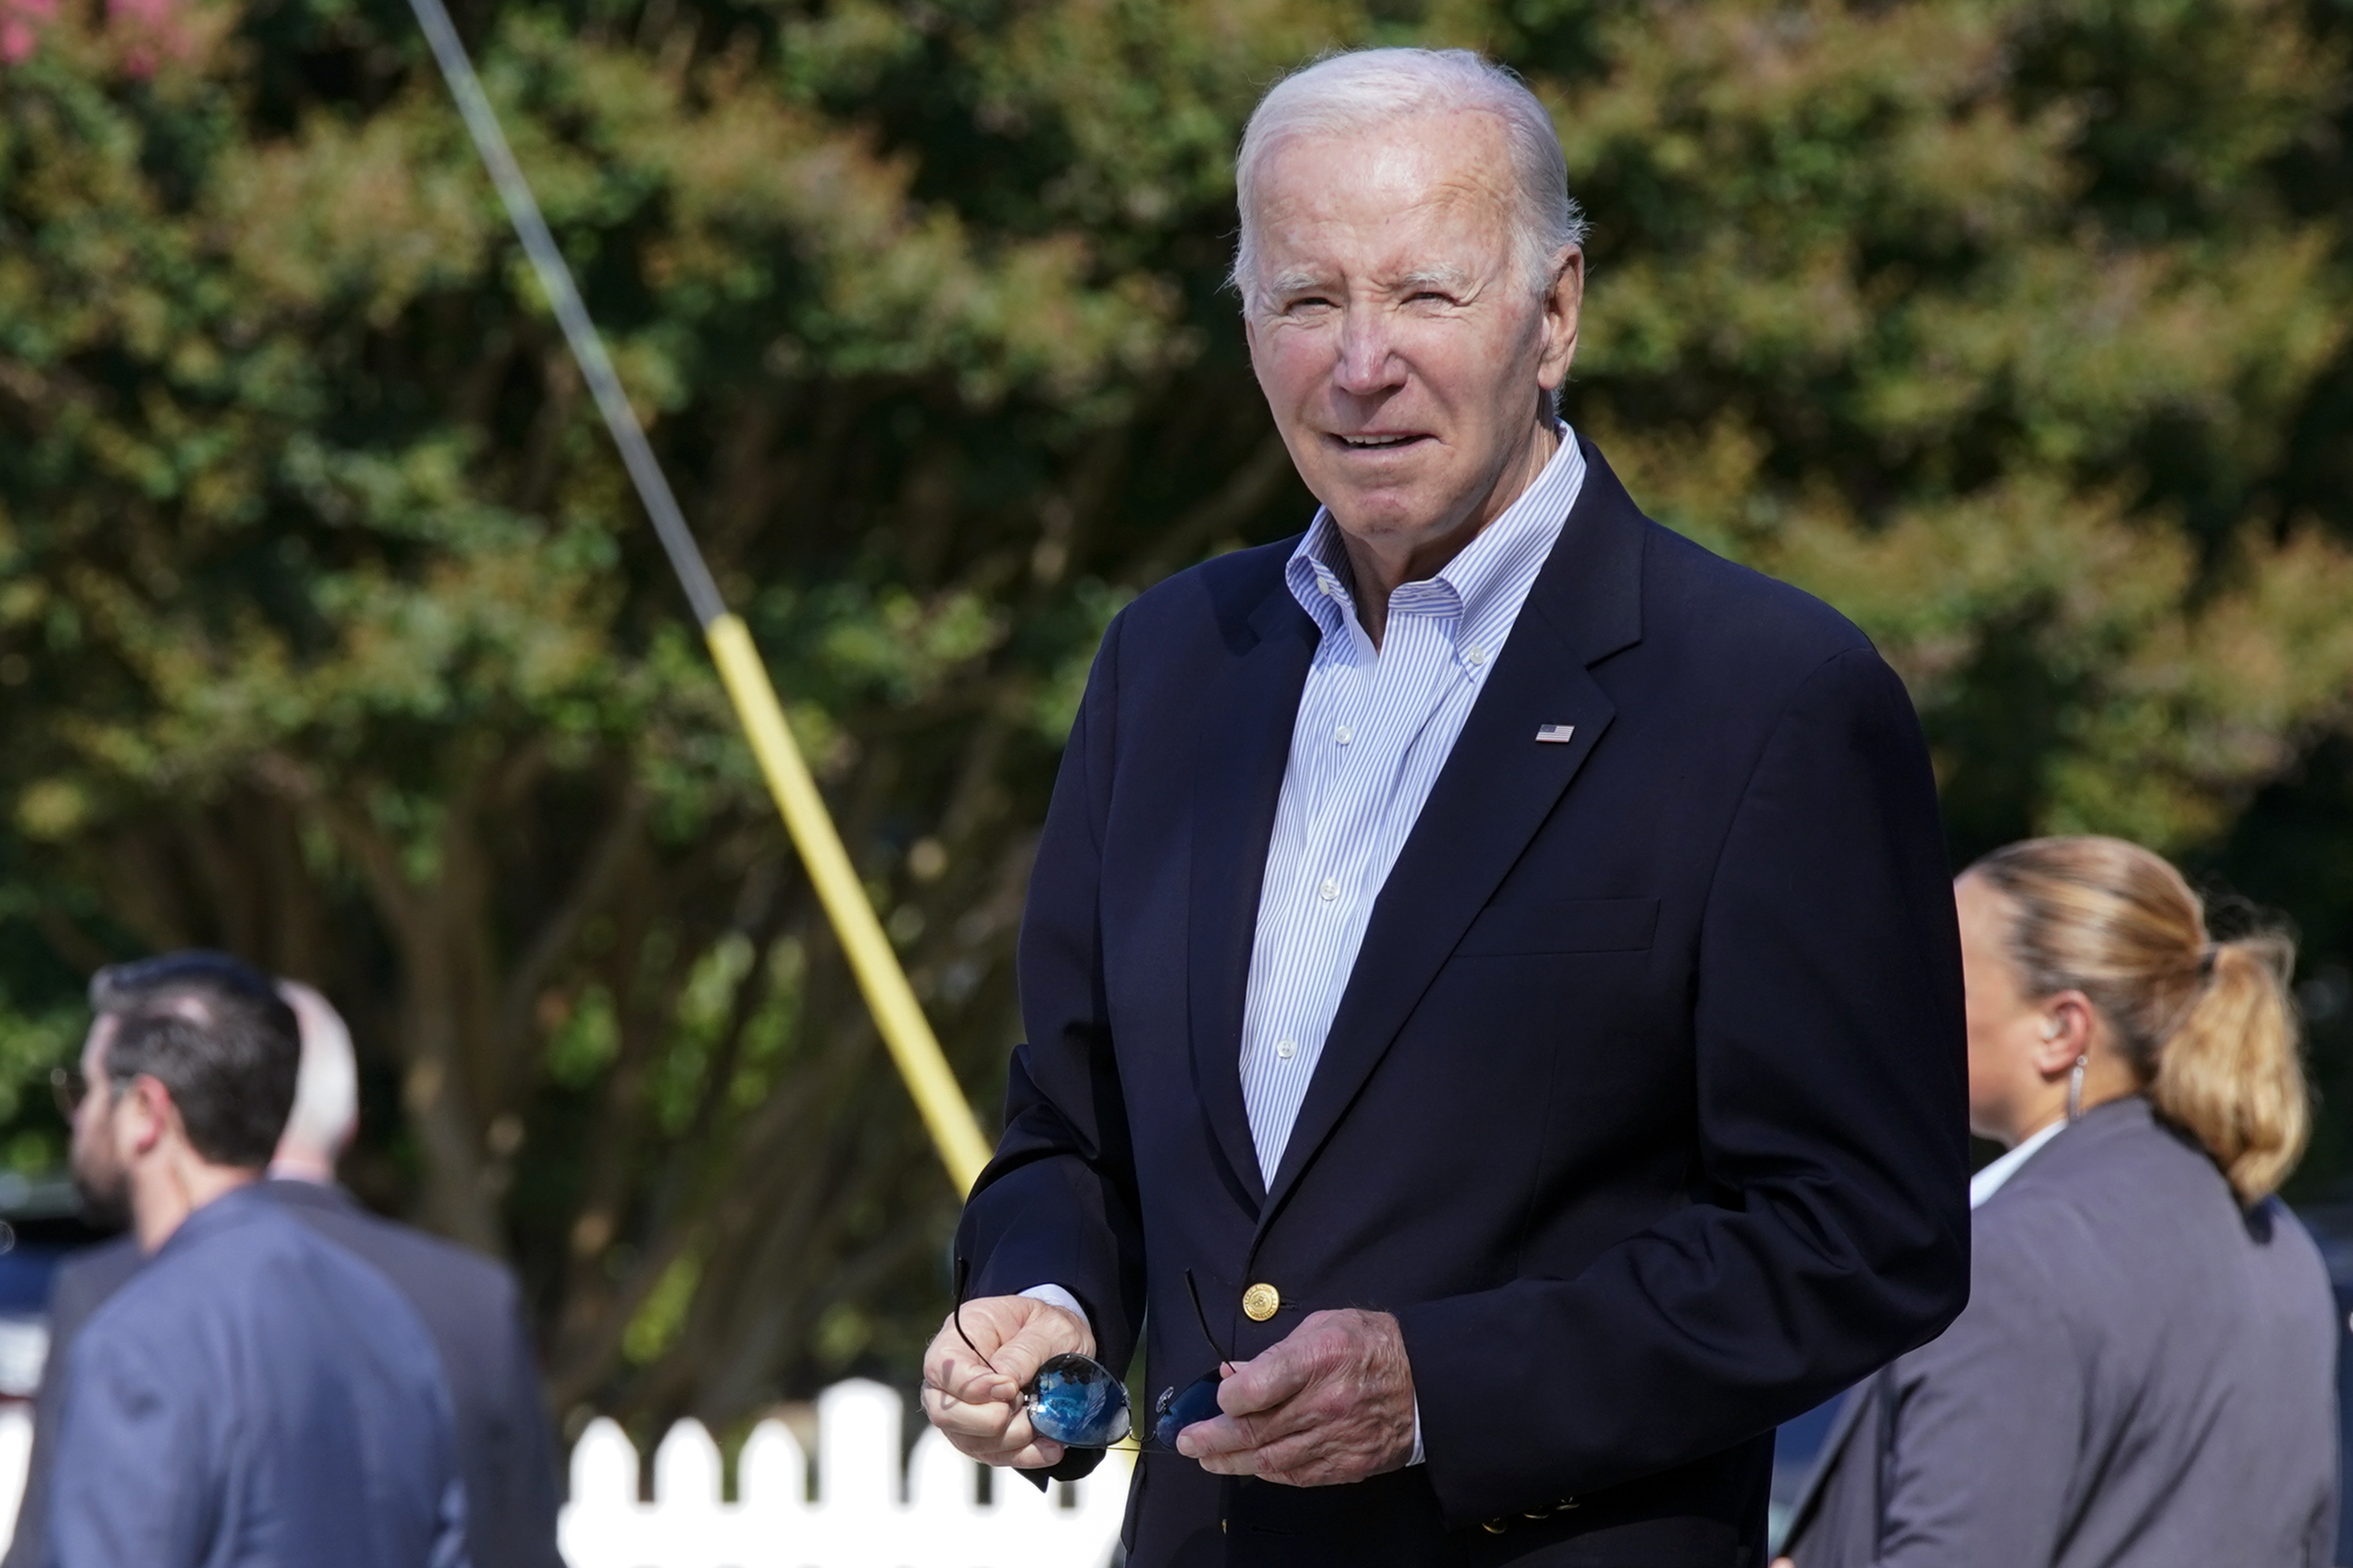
[2042,1017,2064,1041]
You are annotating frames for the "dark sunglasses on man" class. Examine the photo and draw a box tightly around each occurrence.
[49,1065,99,1121]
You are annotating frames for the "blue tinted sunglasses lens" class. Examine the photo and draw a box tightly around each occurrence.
[1151,1369,1225,1449]
[1026,1353,1131,1447]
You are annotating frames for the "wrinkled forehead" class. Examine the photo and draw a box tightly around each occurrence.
[1248,113,1523,276]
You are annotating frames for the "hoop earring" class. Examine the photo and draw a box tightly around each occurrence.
[2066,1055,2088,1122]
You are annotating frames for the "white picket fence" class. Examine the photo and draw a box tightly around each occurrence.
[0,1380,1131,1568]
[561,1379,1132,1568]
[0,1411,26,1550]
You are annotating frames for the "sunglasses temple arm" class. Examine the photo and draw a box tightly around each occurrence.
[1182,1269,1234,1374]
[952,1256,1000,1377]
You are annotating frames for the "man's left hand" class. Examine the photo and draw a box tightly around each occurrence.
[1174,1308,1416,1486]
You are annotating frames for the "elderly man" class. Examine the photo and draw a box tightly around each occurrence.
[924,46,1970,1567]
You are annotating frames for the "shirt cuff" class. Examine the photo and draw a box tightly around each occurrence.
[1409,1396,1425,1465]
[1019,1284,1089,1333]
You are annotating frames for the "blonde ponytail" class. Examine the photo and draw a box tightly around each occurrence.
[2151,935,2308,1204]
[1968,836,2312,1206]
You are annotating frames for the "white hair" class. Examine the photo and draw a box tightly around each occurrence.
[274,979,359,1173]
[1230,47,1588,312]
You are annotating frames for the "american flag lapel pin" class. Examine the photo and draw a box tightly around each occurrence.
[1535,723,1576,743]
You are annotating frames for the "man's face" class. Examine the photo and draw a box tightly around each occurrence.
[68,1016,130,1229]
[1242,111,1582,560]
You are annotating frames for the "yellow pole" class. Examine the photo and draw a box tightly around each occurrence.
[705,614,994,1195]
[406,0,993,1196]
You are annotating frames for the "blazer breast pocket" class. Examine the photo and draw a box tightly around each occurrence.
[1453,897,1660,957]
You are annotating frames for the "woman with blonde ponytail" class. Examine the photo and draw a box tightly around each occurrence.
[1780,835,2338,1568]
[2157,931,2308,1205]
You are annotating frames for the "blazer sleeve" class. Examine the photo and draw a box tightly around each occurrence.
[1397,646,1972,1522]
[1870,1212,2086,1567]
[9,1241,145,1568]
[487,1270,567,1568]
[50,1330,211,1567]
[6,1297,77,1568]
[952,610,1148,1376]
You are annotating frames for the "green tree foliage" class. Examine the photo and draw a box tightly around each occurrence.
[2,0,2349,1429]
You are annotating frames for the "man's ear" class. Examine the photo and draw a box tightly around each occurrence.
[1538,248,1584,392]
[2029,992,2098,1080]
[120,1074,176,1158]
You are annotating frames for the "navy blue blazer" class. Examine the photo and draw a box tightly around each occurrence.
[956,442,1972,1566]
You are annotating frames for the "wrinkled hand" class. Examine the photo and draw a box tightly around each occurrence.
[1174,1308,1415,1487]
[920,1294,1093,1470]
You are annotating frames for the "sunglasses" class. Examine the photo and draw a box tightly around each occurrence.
[948,1261,1236,1452]
[51,1064,137,1121]
[949,1257,1131,1448]
[50,1066,104,1120]
[1147,1271,1236,1450]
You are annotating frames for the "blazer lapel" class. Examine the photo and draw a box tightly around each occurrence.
[1188,579,1319,1210]
[1258,442,1649,1224]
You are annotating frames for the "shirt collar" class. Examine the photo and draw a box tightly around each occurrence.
[1969,1118,2068,1208]
[1285,420,1584,639]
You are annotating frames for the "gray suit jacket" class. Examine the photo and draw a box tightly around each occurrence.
[47,1187,467,1568]
[7,1185,562,1568]
[1782,1095,2339,1567]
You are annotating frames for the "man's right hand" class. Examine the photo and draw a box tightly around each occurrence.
[919,1293,1093,1469]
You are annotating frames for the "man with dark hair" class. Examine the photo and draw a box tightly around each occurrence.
[44,975,467,1568]
[91,992,296,1175]
[9,954,561,1568]
[3,954,279,1568]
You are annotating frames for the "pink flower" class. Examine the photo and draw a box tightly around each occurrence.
[0,0,57,65]
[106,0,185,75]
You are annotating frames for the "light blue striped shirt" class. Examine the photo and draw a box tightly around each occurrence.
[1240,426,1588,1183]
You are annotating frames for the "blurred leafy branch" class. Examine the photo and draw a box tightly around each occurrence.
[2,0,2351,1433]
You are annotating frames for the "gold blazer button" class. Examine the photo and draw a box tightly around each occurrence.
[1242,1283,1281,1322]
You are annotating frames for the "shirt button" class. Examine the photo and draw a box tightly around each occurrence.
[1334,725,1353,745]
[1276,1039,1297,1060]
[1464,646,1487,666]
[1319,878,1339,902]
[1323,580,1344,599]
